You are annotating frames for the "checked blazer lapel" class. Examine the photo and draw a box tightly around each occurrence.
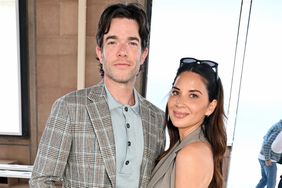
[86,83,116,187]
[139,101,151,178]
[139,96,165,186]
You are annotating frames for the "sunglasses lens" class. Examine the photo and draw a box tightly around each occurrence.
[204,61,217,68]
[181,58,196,64]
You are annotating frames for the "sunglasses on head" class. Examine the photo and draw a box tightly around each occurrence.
[179,57,218,79]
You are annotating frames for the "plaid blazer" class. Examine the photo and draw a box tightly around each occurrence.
[29,82,165,188]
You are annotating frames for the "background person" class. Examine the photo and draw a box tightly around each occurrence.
[29,3,165,187]
[271,126,282,188]
[147,57,227,188]
[256,119,282,188]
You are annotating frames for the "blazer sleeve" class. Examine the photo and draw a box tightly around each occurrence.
[29,97,72,187]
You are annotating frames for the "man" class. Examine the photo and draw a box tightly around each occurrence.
[271,128,282,188]
[30,3,165,187]
[256,119,282,188]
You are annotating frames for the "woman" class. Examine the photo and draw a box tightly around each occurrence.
[148,57,227,188]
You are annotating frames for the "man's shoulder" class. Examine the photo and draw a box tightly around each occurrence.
[56,83,104,104]
[62,86,93,98]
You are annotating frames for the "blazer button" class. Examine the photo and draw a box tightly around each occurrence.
[125,160,129,165]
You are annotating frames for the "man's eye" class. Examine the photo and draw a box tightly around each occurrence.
[129,41,138,46]
[107,41,116,45]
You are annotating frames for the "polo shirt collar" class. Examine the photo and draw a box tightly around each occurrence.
[104,85,140,114]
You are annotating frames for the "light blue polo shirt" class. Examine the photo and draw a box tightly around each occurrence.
[105,86,144,188]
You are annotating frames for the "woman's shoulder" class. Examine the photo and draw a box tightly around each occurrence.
[175,142,214,187]
[177,141,213,163]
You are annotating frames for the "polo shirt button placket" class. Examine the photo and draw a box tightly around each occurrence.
[126,123,130,128]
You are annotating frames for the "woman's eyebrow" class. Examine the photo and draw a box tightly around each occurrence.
[189,89,203,95]
[172,86,180,91]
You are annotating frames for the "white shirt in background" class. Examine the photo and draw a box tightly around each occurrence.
[271,131,282,153]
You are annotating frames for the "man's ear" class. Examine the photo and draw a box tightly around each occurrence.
[205,99,218,116]
[96,46,103,64]
[140,48,149,65]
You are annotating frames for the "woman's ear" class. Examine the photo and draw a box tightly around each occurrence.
[205,99,218,116]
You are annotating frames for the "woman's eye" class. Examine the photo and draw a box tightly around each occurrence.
[189,93,199,98]
[170,90,178,96]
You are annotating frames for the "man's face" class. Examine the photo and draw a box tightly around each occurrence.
[96,18,148,85]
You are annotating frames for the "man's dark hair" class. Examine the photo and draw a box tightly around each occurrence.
[96,3,150,77]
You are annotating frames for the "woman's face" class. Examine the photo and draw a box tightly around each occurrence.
[168,71,217,139]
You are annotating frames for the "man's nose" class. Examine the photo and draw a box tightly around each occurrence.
[117,43,128,57]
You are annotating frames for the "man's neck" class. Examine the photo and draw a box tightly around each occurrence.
[104,79,136,106]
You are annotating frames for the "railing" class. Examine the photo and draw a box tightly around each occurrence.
[0,164,33,179]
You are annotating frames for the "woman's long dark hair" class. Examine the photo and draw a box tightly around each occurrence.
[159,62,227,188]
